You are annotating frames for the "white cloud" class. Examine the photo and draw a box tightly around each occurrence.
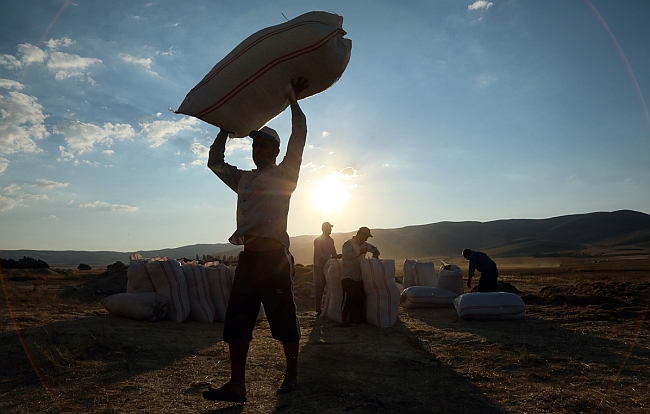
[225,137,252,156]
[3,183,20,194]
[44,37,76,50]
[322,131,329,137]
[0,193,49,211]
[54,121,135,154]
[0,90,49,159]
[79,200,139,212]
[30,179,70,189]
[0,158,8,174]
[468,1,493,11]
[475,74,497,87]
[47,51,101,80]
[121,54,158,76]
[17,43,47,66]
[190,141,209,162]
[103,149,115,155]
[0,54,22,70]
[139,117,200,148]
[0,79,24,90]
[57,146,75,162]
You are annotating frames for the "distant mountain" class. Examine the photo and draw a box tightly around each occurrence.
[2,210,649,267]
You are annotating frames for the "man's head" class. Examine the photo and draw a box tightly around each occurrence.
[249,126,280,169]
[356,226,372,243]
[321,222,333,236]
[462,249,473,260]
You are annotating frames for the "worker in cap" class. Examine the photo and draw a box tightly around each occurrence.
[340,227,380,327]
[313,222,342,316]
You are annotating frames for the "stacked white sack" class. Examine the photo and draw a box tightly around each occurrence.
[126,256,154,293]
[146,258,191,322]
[400,286,458,308]
[404,260,438,288]
[321,258,343,322]
[402,259,416,289]
[176,11,352,137]
[181,263,216,323]
[361,258,400,328]
[101,292,168,322]
[205,263,233,322]
[454,292,526,320]
[437,263,464,296]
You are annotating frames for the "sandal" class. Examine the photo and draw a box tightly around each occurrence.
[203,385,247,403]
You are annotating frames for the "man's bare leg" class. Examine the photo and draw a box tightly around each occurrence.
[279,340,299,392]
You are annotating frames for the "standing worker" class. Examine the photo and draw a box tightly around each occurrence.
[340,227,380,327]
[203,77,309,403]
[313,222,342,317]
[462,248,499,292]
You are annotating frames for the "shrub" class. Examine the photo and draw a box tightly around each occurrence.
[1,256,50,269]
[106,261,126,273]
[78,263,92,271]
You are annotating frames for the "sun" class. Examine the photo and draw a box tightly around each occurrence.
[311,179,351,213]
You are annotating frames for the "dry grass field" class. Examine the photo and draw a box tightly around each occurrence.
[1,254,648,413]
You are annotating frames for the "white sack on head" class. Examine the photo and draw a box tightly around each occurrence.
[181,263,216,323]
[205,264,233,322]
[126,258,154,293]
[437,263,464,296]
[454,292,526,320]
[321,258,343,322]
[175,11,352,137]
[101,292,168,322]
[400,286,458,308]
[146,258,190,322]
[361,258,400,328]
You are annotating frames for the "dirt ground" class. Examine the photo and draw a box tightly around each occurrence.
[0,255,648,413]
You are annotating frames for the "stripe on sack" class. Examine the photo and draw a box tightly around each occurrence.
[190,265,211,320]
[194,28,344,118]
[189,20,326,93]
[368,260,381,325]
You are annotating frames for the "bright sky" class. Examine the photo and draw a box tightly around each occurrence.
[1,0,648,252]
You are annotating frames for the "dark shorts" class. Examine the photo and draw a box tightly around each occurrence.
[223,248,300,343]
[341,278,365,312]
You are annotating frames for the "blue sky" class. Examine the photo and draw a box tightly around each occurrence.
[0,0,648,252]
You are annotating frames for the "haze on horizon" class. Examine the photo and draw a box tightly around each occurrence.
[0,0,648,252]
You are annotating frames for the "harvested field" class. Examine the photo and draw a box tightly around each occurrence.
[1,256,648,413]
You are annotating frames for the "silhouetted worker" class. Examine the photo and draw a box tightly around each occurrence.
[313,221,341,316]
[462,249,499,292]
[203,77,309,403]
[340,227,380,327]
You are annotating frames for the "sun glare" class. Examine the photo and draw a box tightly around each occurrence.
[311,179,351,213]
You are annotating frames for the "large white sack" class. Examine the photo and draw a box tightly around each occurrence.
[437,263,464,296]
[181,263,216,323]
[146,259,190,322]
[205,264,233,322]
[400,286,458,309]
[126,258,155,293]
[361,258,400,328]
[404,261,437,288]
[321,258,343,323]
[175,11,352,137]
[101,292,168,322]
[402,259,416,289]
[454,292,526,320]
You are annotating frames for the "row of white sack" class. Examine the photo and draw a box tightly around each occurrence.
[402,259,465,295]
[400,287,526,320]
[101,258,261,323]
[319,257,525,322]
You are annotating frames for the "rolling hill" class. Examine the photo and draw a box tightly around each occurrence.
[2,210,649,267]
